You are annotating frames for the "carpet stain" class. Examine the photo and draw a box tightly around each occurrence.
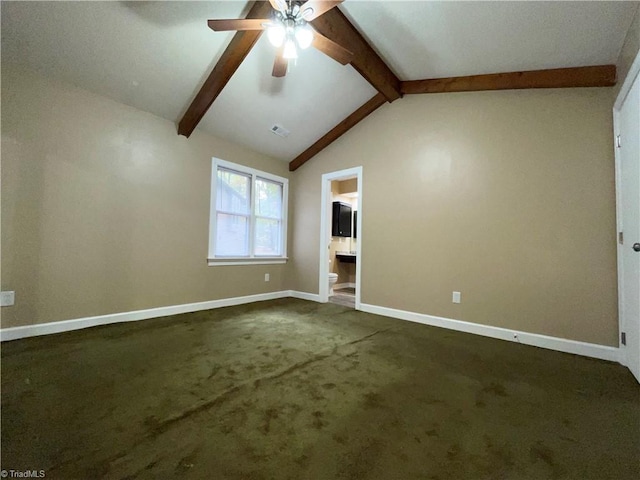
[529,441,556,466]
[397,452,409,462]
[333,433,347,445]
[206,364,221,379]
[143,415,162,435]
[261,407,280,434]
[484,436,515,468]
[362,392,385,409]
[529,441,569,478]
[337,437,384,479]
[447,443,462,460]
[308,386,327,401]
[311,410,326,430]
[482,382,509,397]
[220,405,248,433]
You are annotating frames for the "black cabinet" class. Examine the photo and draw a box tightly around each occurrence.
[332,201,352,237]
[353,211,357,238]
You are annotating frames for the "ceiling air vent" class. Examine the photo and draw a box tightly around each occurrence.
[270,124,290,138]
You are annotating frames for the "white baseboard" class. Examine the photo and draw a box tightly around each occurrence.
[0,291,290,342]
[1,293,620,364]
[359,303,620,363]
[289,290,322,303]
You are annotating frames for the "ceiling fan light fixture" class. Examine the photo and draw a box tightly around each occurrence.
[274,0,288,12]
[283,38,298,59]
[295,24,313,49]
[267,24,286,47]
[301,7,315,20]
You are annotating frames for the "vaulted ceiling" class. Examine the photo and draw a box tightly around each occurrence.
[2,1,637,170]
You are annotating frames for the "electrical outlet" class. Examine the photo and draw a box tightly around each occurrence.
[1,291,15,307]
[264,273,270,282]
[452,291,461,304]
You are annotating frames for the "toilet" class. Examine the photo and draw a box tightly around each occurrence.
[328,273,338,296]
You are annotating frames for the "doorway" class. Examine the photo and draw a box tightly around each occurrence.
[319,167,363,309]
[614,50,640,383]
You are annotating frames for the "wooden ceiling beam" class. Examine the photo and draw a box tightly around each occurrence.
[177,1,272,138]
[311,8,402,102]
[289,64,617,171]
[289,93,386,171]
[401,65,617,95]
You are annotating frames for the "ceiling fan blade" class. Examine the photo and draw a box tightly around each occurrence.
[269,0,288,13]
[207,19,269,31]
[312,32,353,65]
[272,48,288,77]
[300,1,343,21]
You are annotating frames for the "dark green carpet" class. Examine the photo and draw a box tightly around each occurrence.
[2,298,638,479]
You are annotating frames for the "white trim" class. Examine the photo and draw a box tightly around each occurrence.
[613,107,626,356]
[208,158,288,263]
[333,282,356,290]
[0,293,620,363]
[614,108,626,361]
[207,258,287,266]
[289,290,322,302]
[354,170,362,311]
[319,167,363,309]
[613,46,640,365]
[0,291,290,342]
[614,47,640,110]
[360,303,620,363]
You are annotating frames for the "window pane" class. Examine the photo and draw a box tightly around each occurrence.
[217,168,250,214]
[215,213,249,256]
[255,178,282,219]
[255,218,281,256]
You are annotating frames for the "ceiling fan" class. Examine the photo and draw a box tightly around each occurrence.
[208,0,354,77]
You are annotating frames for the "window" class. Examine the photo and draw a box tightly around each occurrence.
[208,159,288,265]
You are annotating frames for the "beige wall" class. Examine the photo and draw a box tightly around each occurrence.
[288,88,618,346]
[616,3,640,97]
[337,178,357,195]
[1,66,289,328]
[0,67,621,347]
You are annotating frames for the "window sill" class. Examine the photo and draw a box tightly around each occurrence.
[208,257,288,266]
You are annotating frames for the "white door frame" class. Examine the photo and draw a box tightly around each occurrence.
[613,48,640,368]
[319,166,363,308]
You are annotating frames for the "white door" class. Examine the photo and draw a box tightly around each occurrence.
[617,70,640,382]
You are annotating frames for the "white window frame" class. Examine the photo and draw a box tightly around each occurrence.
[208,158,288,266]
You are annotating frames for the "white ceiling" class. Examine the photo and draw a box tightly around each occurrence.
[342,0,638,79]
[2,1,637,162]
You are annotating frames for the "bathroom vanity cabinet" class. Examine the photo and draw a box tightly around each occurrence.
[332,202,352,237]
[353,211,357,238]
